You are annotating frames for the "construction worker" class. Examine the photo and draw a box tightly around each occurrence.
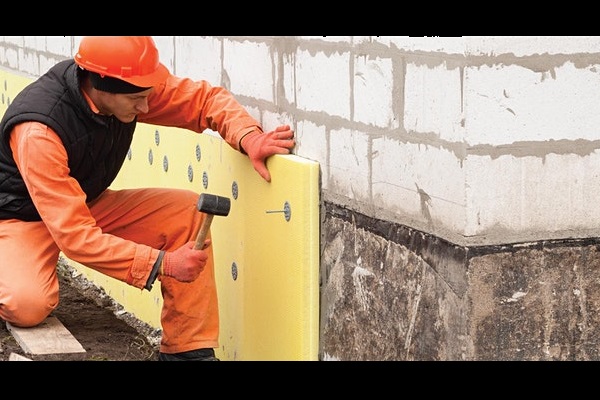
[0,36,295,361]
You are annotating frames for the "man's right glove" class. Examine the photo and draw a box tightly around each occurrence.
[239,125,295,182]
[161,241,208,282]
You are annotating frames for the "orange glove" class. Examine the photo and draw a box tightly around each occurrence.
[161,240,209,282]
[240,125,295,182]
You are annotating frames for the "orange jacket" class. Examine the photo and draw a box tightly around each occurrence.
[10,74,262,289]
[141,75,262,150]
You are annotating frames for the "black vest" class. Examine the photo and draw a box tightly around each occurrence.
[0,59,137,221]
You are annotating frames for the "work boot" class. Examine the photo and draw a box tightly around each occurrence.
[158,348,220,361]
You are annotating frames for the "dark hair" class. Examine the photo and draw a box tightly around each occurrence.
[88,71,151,94]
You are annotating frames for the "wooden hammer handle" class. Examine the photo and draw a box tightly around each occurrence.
[194,214,214,250]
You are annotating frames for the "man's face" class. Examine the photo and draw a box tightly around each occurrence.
[95,88,154,123]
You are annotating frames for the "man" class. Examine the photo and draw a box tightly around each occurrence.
[0,36,295,361]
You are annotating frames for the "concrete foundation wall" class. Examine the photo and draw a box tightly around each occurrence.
[323,202,600,360]
[2,36,600,360]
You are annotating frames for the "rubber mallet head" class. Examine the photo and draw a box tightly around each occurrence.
[194,193,231,249]
[197,193,231,216]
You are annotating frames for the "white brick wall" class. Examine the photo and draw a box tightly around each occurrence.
[354,56,396,128]
[464,36,600,56]
[404,62,465,141]
[3,36,600,245]
[466,62,600,144]
[329,128,370,201]
[174,36,221,85]
[295,49,351,118]
[224,39,273,101]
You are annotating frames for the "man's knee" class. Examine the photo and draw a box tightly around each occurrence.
[0,290,58,327]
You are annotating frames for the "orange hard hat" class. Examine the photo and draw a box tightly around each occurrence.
[74,36,169,88]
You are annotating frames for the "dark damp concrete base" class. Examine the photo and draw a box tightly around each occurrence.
[320,202,600,361]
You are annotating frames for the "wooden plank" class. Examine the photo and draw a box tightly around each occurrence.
[8,353,32,361]
[6,316,86,355]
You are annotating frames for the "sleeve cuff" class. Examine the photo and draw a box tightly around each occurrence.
[144,250,165,291]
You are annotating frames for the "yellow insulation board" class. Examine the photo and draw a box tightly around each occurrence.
[0,68,320,361]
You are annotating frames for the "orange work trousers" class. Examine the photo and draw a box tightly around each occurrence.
[0,188,219,354]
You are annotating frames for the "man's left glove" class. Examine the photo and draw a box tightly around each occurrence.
[240,125,295,182]
[161,241,208,282]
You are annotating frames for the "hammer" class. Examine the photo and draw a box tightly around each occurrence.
[194,193,231,250]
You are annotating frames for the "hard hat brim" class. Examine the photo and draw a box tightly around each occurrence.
[118,62,170,88]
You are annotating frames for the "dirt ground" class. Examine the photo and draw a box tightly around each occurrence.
[0,258,161,361]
